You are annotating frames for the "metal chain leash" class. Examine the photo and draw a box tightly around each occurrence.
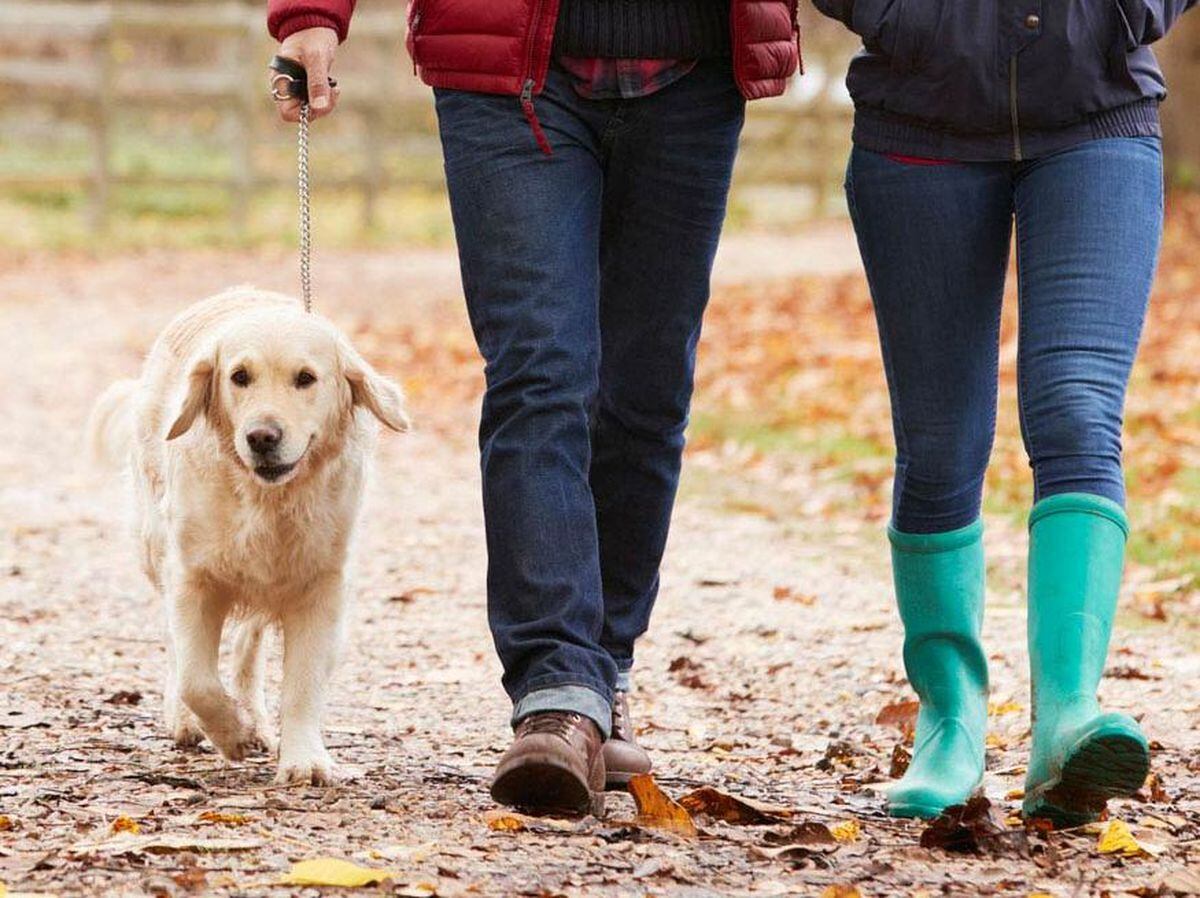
[297,102,313,313]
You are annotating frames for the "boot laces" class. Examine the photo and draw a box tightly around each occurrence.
[519,712,583,741]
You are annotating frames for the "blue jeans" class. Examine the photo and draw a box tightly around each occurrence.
[845,138,1163,535]
[434,61,745,735]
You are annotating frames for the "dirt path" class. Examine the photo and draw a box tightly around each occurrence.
[2,243,1198,897]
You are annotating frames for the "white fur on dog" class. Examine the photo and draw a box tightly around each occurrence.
[87,287,409,784]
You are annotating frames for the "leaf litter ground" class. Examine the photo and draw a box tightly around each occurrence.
[1,220,1199,896]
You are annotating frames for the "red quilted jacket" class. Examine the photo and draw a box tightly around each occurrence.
[267,1,801,101]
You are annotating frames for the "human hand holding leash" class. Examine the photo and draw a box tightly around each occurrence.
[271,26,341,123]
[269,32,341,313]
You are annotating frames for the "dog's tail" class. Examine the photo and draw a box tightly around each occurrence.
[86,379,139,469]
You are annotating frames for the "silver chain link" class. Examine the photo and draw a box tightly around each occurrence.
[297,103,313,313]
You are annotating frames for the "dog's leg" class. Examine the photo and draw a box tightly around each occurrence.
[163,634,204,748]
[230,618,276,752]
[276,575,346,785]
[170,575,263,761]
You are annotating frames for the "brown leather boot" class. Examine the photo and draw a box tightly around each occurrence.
[603,691,652,790]
[491,712,606,816]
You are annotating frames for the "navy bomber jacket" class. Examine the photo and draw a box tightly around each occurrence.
[813,0,1198,161]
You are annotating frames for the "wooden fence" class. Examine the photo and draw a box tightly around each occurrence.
[0,1,856,235]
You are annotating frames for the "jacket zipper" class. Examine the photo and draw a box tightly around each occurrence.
[1008,54,1022,162]
[520,79,553,156]
[519,0,553,156]
[408,5,420,77]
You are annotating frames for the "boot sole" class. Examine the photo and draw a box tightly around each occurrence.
[491,755,605,817]
[1024,731,1149,827]
[606,770,650,791]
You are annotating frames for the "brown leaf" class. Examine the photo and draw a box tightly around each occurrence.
[875,700,919,736]
[678,787,790,825]
[919,796,1028,856]
[628,775,697,837]
[888,744,911,778]
[104,690,143,705]
[773,586,817,605]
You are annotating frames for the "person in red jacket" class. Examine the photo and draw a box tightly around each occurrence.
[268,0,798,814]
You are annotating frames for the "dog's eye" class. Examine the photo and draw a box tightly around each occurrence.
[295,370,317,389]
[230,368,251,387]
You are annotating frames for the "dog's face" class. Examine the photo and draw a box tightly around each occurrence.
[166,311,409,486]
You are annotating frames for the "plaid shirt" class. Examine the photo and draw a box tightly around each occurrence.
[557,56,698,100]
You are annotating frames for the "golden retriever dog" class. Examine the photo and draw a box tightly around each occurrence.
[87,287,409,784]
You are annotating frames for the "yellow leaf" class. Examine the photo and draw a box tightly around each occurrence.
[989,701,1023,716]
[830,819,861,843]
[821,887,861,898]
[281,858,400,887]
[1,881,7,897]
[0,816,12,831]
[1005,789,1025,800]
[111,816,140,835]
[1097,820,1149,857]
[198,811,252,827]
[484,811,526,832]
[628,774,698,837]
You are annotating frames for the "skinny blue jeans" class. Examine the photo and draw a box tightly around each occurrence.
[845,137,1163,534]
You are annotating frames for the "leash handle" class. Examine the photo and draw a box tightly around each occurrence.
[270,55,316,313]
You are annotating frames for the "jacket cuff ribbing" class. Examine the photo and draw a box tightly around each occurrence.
[270,12,346,43]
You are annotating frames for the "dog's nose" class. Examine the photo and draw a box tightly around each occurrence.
[246,425,282,455]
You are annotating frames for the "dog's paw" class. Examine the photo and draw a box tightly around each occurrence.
[207,714,270,762]
[275,749,338,786]
[167,706,205,750]
[248,720,279,756]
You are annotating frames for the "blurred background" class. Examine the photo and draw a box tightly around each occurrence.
[1,2,1197,608]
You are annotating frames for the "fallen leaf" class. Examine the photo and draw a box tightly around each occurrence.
[197,811,252,827]
[0,816,12,831]
[920,796,1027,856]
[773,586,817,605]
[830,819,861,843]
[104,690,142,705]
[679,787,790,824]
[1097,820,1162,858]
[888,744,911,778]
[628,774,698,837]
[281,858,400,887]
[821,887,861,898]
[1144,772,1170,803]
[988,700,1022,716]
[111,816,140,835]
[875,700,919,737]
[485,811,527,832]
[71,834,264,856]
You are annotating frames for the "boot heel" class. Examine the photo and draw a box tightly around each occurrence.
[1024,726,1150,826]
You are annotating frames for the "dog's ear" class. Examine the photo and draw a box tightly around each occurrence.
[166,354,216,440]
[340,341,411,433]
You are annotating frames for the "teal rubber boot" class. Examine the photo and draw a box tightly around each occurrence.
[886,520,989,819]
[1023,493,1150,827]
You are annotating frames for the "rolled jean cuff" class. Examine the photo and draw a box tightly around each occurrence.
[512,685,613,740]
[615,668,633,693]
